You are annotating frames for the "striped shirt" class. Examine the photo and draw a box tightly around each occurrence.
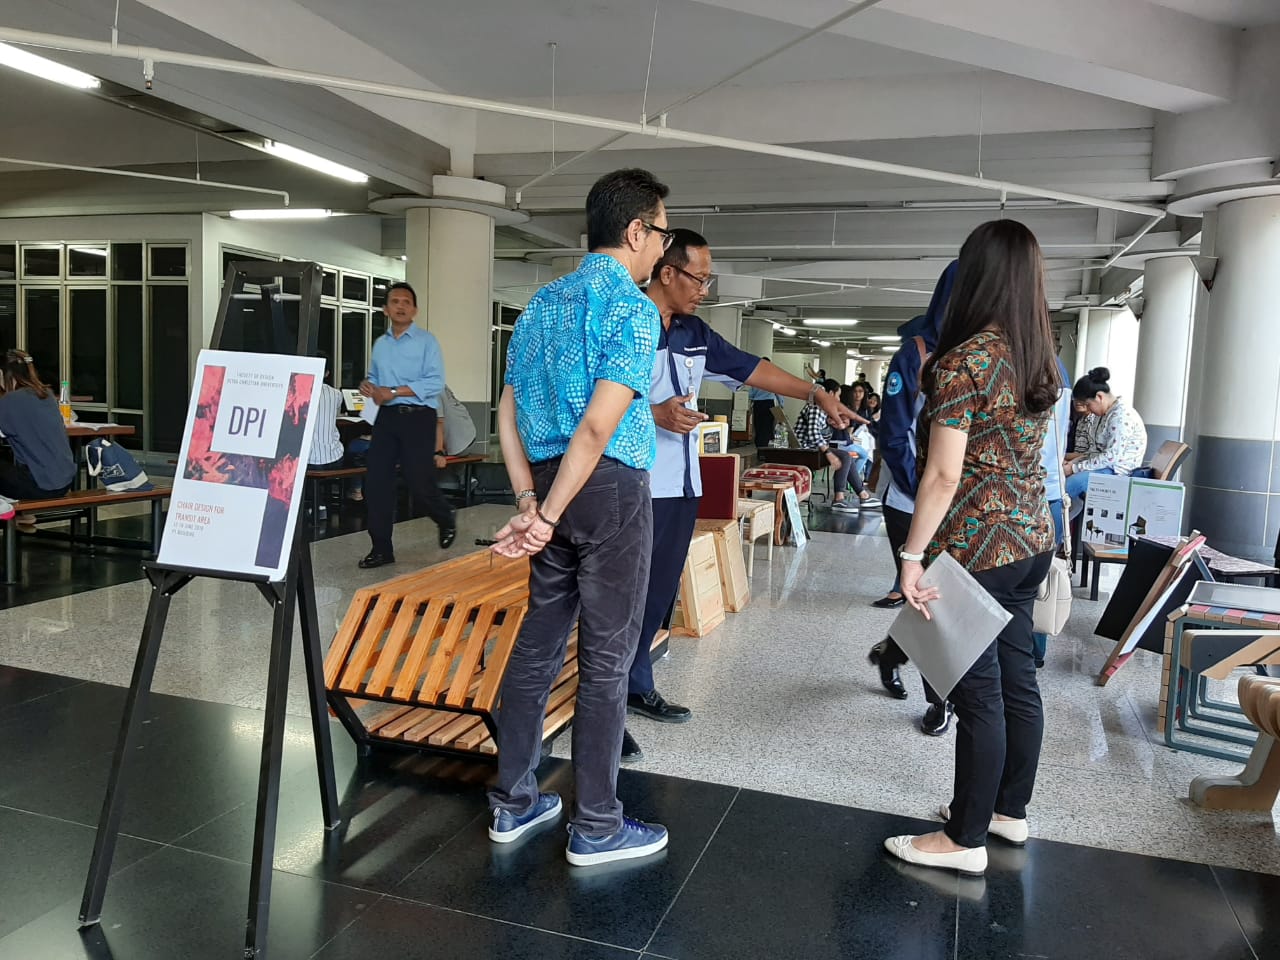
[308,383,346,465]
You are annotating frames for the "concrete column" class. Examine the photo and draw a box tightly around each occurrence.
[550,256,581,279]
[1133,256,1198,458]
[1077,307,1140,401]
[400,177,505,449]
[699,305,742,403]
[740,316,774,360]
[864,360,888,393]
[1186,195,1280,559]
[819,346,846,381]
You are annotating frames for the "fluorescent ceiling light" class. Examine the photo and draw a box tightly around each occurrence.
[881,345,898,351]
[813,339,832,347]
[781,328,797,337]
[771,322,784,331]
[261,140,368,184]
[69,246,107,256]
[801,318,859,327]
[868,335,902,342]
[229,208,333,220]
[0,42,100,90]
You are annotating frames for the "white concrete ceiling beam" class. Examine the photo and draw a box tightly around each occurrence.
[693,0,1237,112]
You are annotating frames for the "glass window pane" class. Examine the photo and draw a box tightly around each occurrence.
[341,273,369,303]
[371,311,387,342]
[114,411,144,452]
[112,243,143,281]
[21,246,61,279]
[339,310,368,389]
[23,288,61,385]
[69,288,108,403]
[322,269,337,299]
[149,285,189,453]
[371,277,392,308]
[0,245,15,280]
[319,305,336,367]
[0,285,15,348]
[114,286,144,410]
[149,245,187,278]
[68,245,108,278]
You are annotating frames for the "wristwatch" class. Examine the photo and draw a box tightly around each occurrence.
[515,489,537,505]
[435,449,447,457]
[898,548,925,563]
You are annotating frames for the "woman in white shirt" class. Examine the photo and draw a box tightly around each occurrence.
[1063,366,1146,516]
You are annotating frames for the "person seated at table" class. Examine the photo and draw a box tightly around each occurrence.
[0,349,76,528]
[1063,366,1146,518]
[308,356,347,472]
[797,379,881,513]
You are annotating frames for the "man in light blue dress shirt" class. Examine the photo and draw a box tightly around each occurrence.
[356,282,455,568]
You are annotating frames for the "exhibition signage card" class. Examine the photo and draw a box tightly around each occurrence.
[1082,472,1131,546]
[158,350,325,580]
[1126,479,1184,539]
[1081,474,1185,547]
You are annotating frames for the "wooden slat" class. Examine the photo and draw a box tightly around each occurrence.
[415,600,474,705]
[444,584,535,707]
[363,594,431,697]
[429,713,486,747]
[473,603,528,710]
[363,704,416,734]
[379,706,440,739]
[401,709,462,744]
[389,598,450,701]
[323,593,379,687]
[336,594,405,692]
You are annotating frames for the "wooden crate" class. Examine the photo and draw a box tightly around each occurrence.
[695,517,750,612]
[671,531,726,637]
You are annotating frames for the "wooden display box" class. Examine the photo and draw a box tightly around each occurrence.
[671,531,727,637]
[695,517,750,612]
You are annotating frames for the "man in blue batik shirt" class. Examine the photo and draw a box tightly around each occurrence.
[621,228,862,763]
[486,169,673,867]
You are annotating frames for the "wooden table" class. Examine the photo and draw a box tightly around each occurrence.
[739,478,793,546]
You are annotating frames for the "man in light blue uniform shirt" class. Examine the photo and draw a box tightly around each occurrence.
[622,228,859,763]
[486,169,673,867]
[357,281,455,568]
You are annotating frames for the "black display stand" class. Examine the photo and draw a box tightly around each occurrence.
[78,261,338,959]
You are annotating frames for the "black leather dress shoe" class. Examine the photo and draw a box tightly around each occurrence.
[439,524,457,549]
[620,728,644,764]
[358,552,395,570]
[867,643,908,699]
[627,689,693,724]
[921,701,955,736]
[872,594,906,609]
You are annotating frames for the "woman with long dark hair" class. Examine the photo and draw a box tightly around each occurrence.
[884,221,1060,876]
[0,349,77,505]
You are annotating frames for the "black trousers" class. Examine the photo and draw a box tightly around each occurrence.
[945,551,1054,848]
[629,495,702,696]
[0,461,68,501]
[880,503,943,707]
[490,458,653,837]
[364,405,454,556]
[753,399,775,447]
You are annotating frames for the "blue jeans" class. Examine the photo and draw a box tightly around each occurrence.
[1066,466,1115,518]
[1032,499,1065,662]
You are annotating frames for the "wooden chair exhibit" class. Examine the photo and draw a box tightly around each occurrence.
[1190,675,1280,810]
[1145,439,1191,481]
[324,550,574,759]
[737,498,775,575]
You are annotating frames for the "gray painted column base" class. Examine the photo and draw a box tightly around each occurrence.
[1186,435,1280,562]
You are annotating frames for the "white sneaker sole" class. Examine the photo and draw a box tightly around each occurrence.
[489,797,563,843]
[565,831,668,866]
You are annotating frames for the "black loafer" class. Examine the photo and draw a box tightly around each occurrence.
[358,552,395,570]
[868,643,908,699]
[922,702,955,736]
[873,594,906,609]
[620,728,644,764]
[439,525,457,549]
[627,689,693,724]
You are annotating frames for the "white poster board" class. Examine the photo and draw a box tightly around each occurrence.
[158,350,325,580]
[783,486,808,547]
[1126,478,1184,539]
[1081,473,1130,547]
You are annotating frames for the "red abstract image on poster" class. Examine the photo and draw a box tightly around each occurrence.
[181,363,316,568]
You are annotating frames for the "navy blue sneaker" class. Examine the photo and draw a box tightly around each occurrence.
[489,793,562,843]
[565,816,669,866]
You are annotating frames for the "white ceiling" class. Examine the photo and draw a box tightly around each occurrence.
[0,0,1274,345]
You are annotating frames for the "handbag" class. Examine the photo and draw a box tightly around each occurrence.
[85,437,154,492]
[1033,398,1072,637]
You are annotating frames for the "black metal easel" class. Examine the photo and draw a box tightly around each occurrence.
[78,260,339,959]
[77,528,340,958]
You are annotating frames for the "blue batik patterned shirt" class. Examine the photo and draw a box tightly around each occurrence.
[505,253,660,470]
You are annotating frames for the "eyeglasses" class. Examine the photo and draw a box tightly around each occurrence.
[641,221,676,251]
[672,265,715,292]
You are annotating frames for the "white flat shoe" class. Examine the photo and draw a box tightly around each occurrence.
[884,834,987,877]
[938,804,1029,846]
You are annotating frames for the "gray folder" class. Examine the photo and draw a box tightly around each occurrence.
[888,552,1013,700]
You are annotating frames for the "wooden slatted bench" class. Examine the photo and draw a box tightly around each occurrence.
[4,486,170,584]
[324,548,663,760]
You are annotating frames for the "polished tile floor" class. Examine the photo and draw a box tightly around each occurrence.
[1,500,1278,958]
